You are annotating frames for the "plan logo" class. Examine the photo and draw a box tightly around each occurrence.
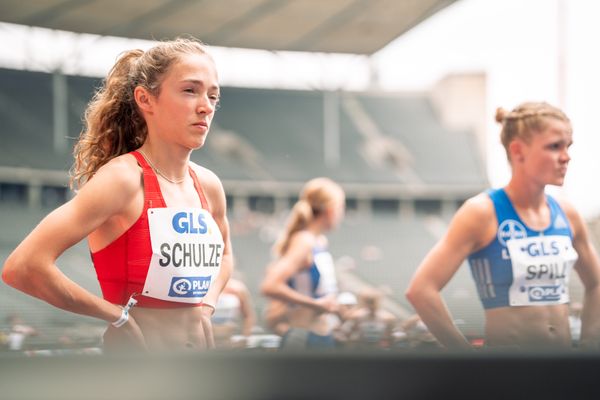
[527,285,563,302]
[168,276,211,298]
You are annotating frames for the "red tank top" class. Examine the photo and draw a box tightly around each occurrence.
[91,151,210,308]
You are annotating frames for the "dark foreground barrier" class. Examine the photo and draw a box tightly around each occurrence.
[0,350,596,399]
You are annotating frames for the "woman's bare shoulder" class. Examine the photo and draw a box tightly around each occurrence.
[80,154,142,196]
[189,161,222,190]
[459,192,495,219]
[444,192,497,250]
[87,153,141,191]
[290,229,317,247]
[189,161,225,211]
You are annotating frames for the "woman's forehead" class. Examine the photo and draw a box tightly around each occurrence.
[165,53,219,85]
[529,126,572,147]
[543,119,572,138]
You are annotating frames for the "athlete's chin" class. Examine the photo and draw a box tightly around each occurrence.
[189,136,208,150]
[551,177,566,186]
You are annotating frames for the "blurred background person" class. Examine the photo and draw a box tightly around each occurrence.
[261,178,345,349]
[336,288,397,350]
[399,314,440,350]
[212,276,256,349]
[569,301,583,346]
[5,313,37,352]
[263,299,291,338]
[336,291,359,323]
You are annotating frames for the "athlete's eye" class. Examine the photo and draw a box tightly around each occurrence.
[548,142,562,151]
[210,94,221,109]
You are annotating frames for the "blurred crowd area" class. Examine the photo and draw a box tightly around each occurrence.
[0,289,584,356]
[0,296,442,355]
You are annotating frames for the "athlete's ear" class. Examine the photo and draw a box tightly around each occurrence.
[134,86,154,115]
[509,139,525,163]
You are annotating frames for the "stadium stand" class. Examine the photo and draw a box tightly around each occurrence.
[0,68,487,184]
[356,94,484,185]
[0,69,73,171]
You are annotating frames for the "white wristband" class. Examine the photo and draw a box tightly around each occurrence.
[111,294,138,328]
[112,308,129,328]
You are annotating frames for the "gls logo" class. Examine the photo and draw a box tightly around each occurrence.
[172,212,208,234]
[498,219,527,247]
[527,285,563,302]
[168,276,211,298]
[521,241,560,257]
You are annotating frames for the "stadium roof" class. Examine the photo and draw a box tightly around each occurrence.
[0,0,457,55]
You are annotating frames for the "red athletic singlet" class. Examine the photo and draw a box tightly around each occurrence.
[91,151,211,308]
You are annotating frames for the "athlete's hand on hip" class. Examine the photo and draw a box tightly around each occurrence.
[103,316,147,352]
[199,307,216,349]
[315,294,339,314]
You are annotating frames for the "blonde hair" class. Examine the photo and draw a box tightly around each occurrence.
[495,101,571,161]
[273,177,344,256]
[70,37,212,188]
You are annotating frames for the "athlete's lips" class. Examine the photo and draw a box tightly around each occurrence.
[192,121,208,128]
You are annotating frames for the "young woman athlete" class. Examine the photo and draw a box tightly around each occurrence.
[3,38,233,351]
[406,102,600,350]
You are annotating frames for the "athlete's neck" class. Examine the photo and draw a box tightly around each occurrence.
[504,179,547,211]
[307,219,328,236]
[138,142,191,183]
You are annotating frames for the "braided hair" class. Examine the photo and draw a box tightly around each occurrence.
[495,102,571,160]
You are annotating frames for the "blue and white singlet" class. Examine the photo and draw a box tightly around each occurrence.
[288,246,338,299]
[468,188,578,309]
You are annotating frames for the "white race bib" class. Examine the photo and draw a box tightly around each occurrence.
[313,251,338,297]
[143,208,224,303]
[506,235,578,306]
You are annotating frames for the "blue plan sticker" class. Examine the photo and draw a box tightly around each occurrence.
[527,285,562,302]
[168,276,211,298]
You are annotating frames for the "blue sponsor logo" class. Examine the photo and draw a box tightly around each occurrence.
[172,212,208,234]
[527,285,563,302]
[521,241,560,257]
[498,219,527,247]
[168,276,211,298]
